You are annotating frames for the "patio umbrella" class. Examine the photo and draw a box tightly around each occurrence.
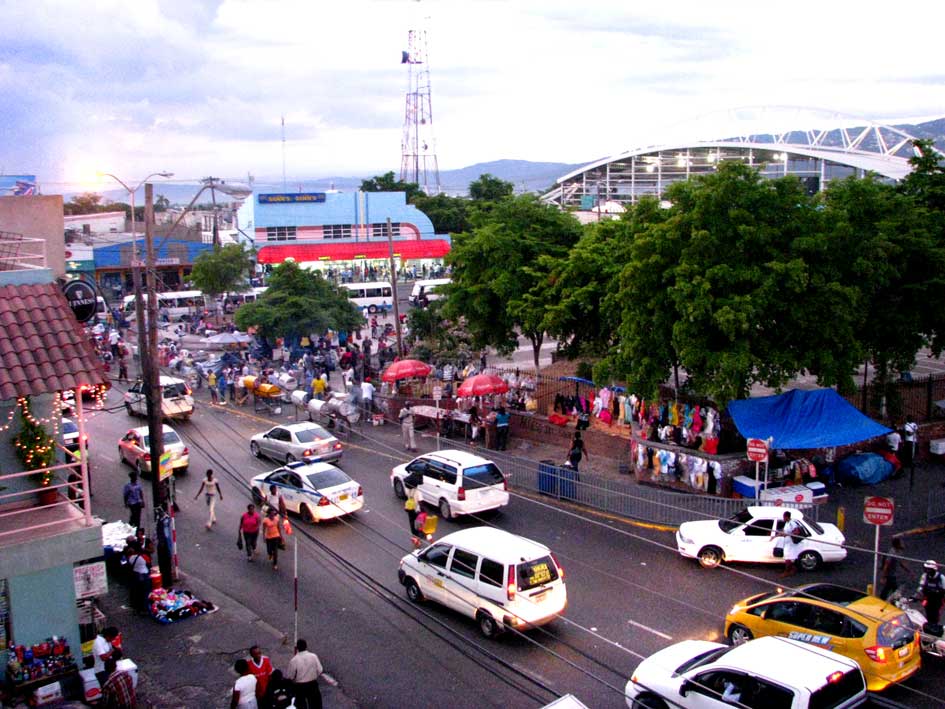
[204,331,253,346]
[457,373,509,397]
[381,359,432,382]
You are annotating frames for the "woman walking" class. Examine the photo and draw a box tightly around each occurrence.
[194,469,223,529]
[262,507,283,570]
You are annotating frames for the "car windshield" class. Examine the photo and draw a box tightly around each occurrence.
[163,382,189,398]
[62,421,78,435]
[805,519,825,535]
[294,427,332,443]
[463,463,504,488]
[144,431,182,447]
[306,468,351,490]
[674,646,731,674]
[517,555,559,591]
[720,509,753,533]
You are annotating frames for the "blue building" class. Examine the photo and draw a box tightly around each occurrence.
[240,191,450,278]
[92,236,216,296]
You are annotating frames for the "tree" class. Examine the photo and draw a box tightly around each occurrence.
[445,195,582,370]
[360,171,422,201]
[235,261,361,344]
[155,194,171,212]
[189,244,256,305]
[63,192,105,215]
[469,173,514,201]
[411,193,469,234]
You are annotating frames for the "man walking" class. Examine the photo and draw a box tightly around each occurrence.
[902,416,918,473]
[247,645,273,704]
[194,469,223,529]
[495,406,510,451]
[777,511,803,578]
[238,504,261,561]
[116,340,129,383]
[360,377,375,417]
[287,638,323,709]
[123,472,144,529]
[101,651,136,709]
[399,401,417,452]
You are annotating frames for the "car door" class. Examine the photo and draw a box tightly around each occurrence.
[416,543,452,604]
[736,517,776,562]
[761,600,816,643]
[422,461,457,505]
[263,428,286,459]
[443,547,482,619]
[788,604,848,656]
[263,471,290,507]
[682,669,747,708]
[281,471,306,513]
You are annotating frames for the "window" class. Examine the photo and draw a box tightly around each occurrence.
[265,226,297,241]
[421,544,451,569]
[271,428,291,442]
[406,460,428,476]
[809,670,865,709]
[463,463,505,488]
[691,671,745,704]
[743,518,774,537]
[287,473,303,488]
[765,601,810,625]
[450,549,479,579]
[267,472,289,486]
[426,462,457,486]
[371,223,400,238]
[807,607,845,636]
[752,678,794,709]
[517,555,559,591]
[479,559,504,588]
[323,224,353,239]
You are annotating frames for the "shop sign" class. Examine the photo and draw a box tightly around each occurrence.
[432,386,443,401]
[158,451,174,481]
[746,438,768,462]
[258,193,326,204]
[61,280,97,323]
[73,561,108,599]
[863,496,894,526]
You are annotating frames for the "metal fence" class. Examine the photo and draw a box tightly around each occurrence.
[842,371,945,424]
[928,487,945,524]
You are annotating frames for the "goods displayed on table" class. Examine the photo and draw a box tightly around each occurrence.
[148,588,216,624]
[6,636,76,683]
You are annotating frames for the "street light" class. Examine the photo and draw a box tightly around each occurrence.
[98,172,174,247]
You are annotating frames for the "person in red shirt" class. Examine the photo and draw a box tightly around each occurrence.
[238,504,261,561]
[247,645,274,702]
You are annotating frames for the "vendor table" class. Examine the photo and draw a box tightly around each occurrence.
[411,406,472,439]
[6,667,78,703]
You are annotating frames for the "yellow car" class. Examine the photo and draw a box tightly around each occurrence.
[725,583,920,692]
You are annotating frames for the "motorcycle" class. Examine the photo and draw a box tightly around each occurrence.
[888,589,945,658]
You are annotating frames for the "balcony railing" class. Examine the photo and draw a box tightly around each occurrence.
[0,231,48,271]
[0,456,93,544]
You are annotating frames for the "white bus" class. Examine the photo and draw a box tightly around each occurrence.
[410,278,451,307]
[340,281,393,314]
[221,287,267,313]
[122,290,206,322]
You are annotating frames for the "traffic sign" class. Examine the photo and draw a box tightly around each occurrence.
[863,496,894,526]
[746,438,768,462]
[432,386,443,401]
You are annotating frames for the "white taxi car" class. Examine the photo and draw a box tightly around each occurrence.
[676,506,846,571]
[124,376,194,420]
[118,424,189,477]
[251,460,363,523]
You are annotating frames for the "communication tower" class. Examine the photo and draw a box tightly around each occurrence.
[400,28,440,194]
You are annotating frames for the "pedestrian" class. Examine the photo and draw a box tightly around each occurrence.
[886,426,902,455]
[263,669,294,709]
[495,406,510,450]
[468,406,482,445]
[777,511,803,578]
[92,626,120,688]
[117,341,129,383]
[399,401,417,451]
[360,376,375,416]
[231,658,258,709]
[108,328,120,357]
[262,507,283,570]
[101,650,136,709]
[229,371,237,402]
[902,416,918,473]
[208,370,219,404]
[403,469,424,538]
[286,638,323,709]
[265,484,287,517]
[238,504,261,561]
[879,537,908,600]
[194,469,223,529]
[918,560,945,625]
[247,645,273,705]
[566,431,589,472]
[126,541,151,614]
[123,471,144,529]
[218,368,228,406]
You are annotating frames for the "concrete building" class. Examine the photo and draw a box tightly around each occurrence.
[63,211,126,236]
[0,195,66,278]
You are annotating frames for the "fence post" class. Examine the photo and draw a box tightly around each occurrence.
[927,375,934,421]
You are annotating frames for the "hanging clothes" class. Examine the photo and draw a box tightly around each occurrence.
[691,405,703,434]
[704,407,717,437]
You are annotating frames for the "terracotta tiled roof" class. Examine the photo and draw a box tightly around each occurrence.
[0,283,107,400]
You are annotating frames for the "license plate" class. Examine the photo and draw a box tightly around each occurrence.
[898,645,910,658]
[339,493,348,501]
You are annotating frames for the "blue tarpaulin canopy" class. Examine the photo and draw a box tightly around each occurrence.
[727,389,890,450]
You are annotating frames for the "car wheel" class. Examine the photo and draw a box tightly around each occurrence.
[405,579,423,603]
[477,611,500,639]
[697,546,723,569]
[393,478,406,500]
[252,487,263,506]
[728,624,753,646]
[438,498,452,520]
[286,453,296,465]
[301,504,315,524]
[368,305,377,314]
[250,441,261,458]
[798,550,822,572]
[632,694,668,709]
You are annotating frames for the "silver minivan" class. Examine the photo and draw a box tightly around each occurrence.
[124,376,195,420]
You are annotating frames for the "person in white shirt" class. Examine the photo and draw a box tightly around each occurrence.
[360,377,375,414]
[92,627,119,687]
[886,429,901,453]
[287,638,323,709]
[231,659,258,709]
[902,416,918,472]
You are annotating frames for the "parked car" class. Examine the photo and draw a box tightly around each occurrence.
[624,636,867,709]
[725,583,920,692]
[676,506,846,571]
[398,527,567,638]
[61,417,81,453]
[118,424,189,477]
[250,460,363,523]
[61,384,109,415]
[250,422,342,465]
[124,376,194,420]
[390,450,509,520]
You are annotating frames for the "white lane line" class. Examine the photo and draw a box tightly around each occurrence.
[629,620,673,640]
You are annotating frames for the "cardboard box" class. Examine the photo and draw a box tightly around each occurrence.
[80,668,102,703]
[33,681,62,706]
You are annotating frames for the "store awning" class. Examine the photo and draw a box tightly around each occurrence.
[257,239,451,264]
[727,388,890,450]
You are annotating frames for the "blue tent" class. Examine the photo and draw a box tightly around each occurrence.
[727,389,890,450]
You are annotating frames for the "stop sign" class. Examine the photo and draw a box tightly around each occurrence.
[863,496,895,526]
[746,438,768,462]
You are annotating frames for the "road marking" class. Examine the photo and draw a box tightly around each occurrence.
[629,620,673,640]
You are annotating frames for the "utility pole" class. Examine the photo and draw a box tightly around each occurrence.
[142,184,173,584]
[386,218,405,357]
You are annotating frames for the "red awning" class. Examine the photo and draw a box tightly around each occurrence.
[257,239,451,264]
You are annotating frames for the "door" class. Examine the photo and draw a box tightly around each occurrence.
[422,461,457,505]
[685,670,751,708]
[416,543,452,604]
[282,472,305,513]
[736,517,776,562]
[444,548,482,618]
[264,428,289,459]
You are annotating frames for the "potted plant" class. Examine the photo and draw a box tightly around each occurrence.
[12,399,57,505]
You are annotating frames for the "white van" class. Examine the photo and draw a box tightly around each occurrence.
[390,449,509,520]
[410,278,451,306]
[124,376,195,420]
[399,527,567,638]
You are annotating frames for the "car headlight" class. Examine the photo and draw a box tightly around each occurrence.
[729,605,741,615]
[678,532,694,545]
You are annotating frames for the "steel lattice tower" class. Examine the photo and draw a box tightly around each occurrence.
[400,28,440,194]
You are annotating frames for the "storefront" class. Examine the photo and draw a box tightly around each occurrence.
[92,237,215,300]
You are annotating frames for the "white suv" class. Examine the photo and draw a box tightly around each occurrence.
[399,527,567,638]
[391,450,509,520]
[625,636,867,709]
[124,376,194,421]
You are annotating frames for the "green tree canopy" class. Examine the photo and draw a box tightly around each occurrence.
[411,193,469,234]
[360,171,422,201]
[189,244,256,299]
[234,261,361,342]
[469,173,514,202]
[63,192,106,215]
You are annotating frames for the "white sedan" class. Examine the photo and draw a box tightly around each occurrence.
[250,461,363,523]
[676,506,846,571]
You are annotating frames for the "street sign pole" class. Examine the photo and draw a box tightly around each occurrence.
[863,496,895,594]
[872,525,881,595]
[433,386,442,451]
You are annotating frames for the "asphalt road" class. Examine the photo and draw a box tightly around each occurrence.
[83,390,945,708]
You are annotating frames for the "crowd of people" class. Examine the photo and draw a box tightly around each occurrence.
[231,640,324,709]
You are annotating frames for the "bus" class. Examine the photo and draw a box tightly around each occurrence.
[340,281,393,314]
[410,278,451,307]
[221,287,267,313]
[122,290,206,322]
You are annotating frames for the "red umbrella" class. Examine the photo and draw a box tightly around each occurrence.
[457,373,509,397]
[381,359,433,382]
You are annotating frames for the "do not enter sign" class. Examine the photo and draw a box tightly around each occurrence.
[864,496,895,526]
[746,438,768,462]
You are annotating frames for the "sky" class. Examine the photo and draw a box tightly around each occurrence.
[2,0,944,194]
